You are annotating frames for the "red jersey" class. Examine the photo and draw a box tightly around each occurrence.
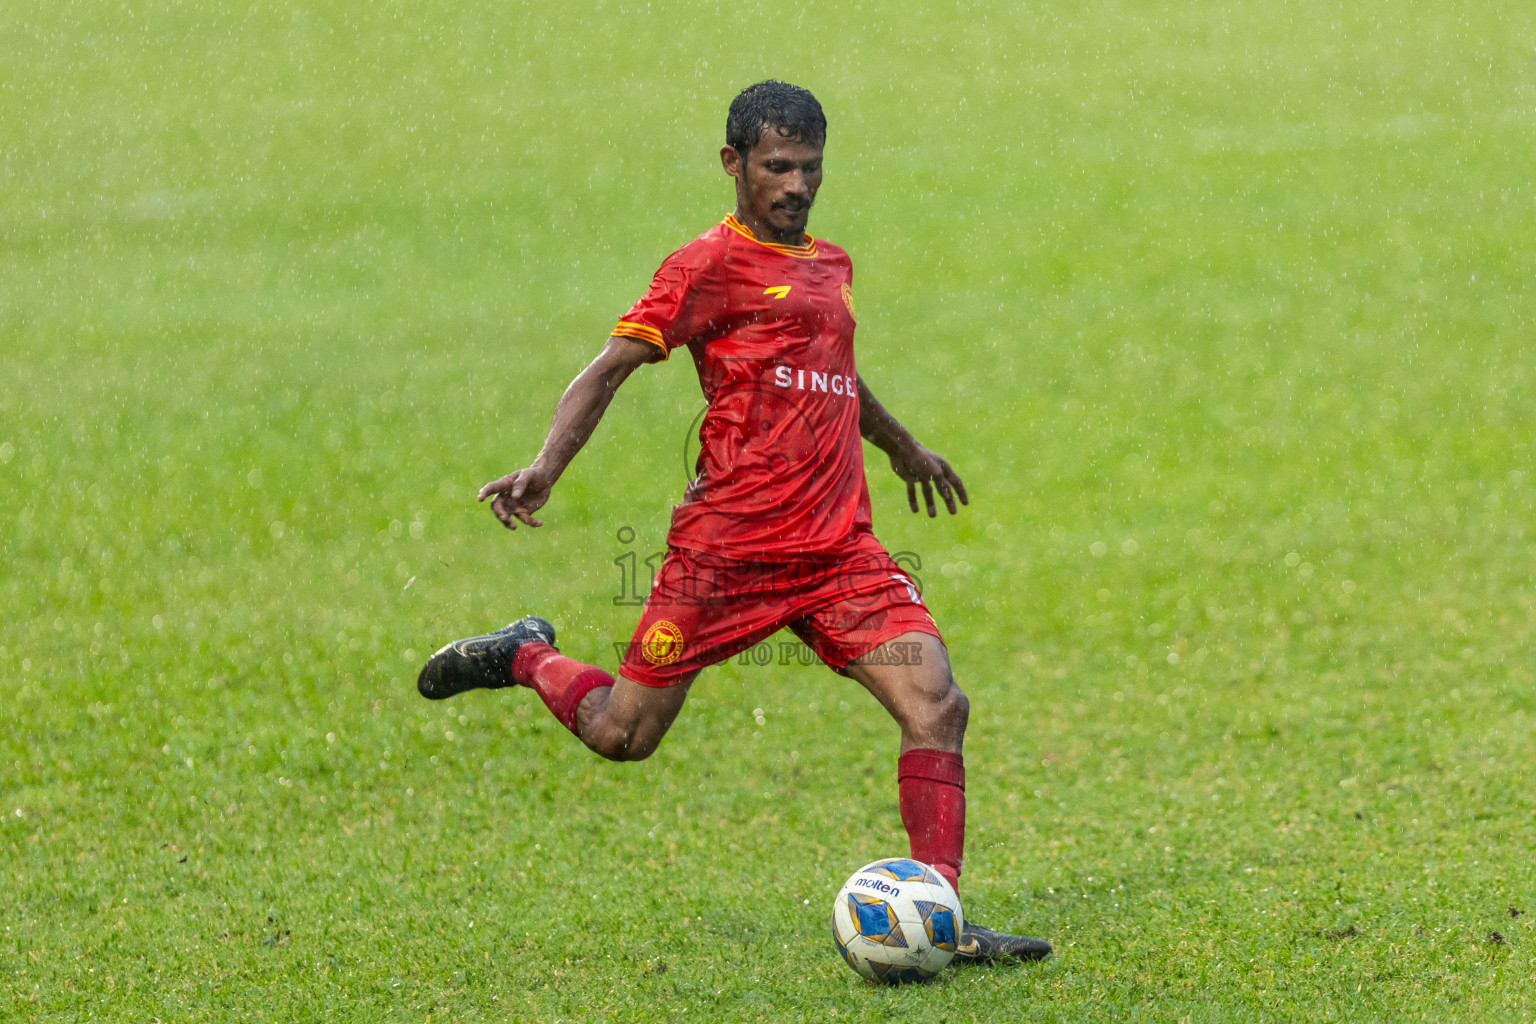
[613,214,872,562]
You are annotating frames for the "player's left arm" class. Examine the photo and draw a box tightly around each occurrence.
[856,376,969,517]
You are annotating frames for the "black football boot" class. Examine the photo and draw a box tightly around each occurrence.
[952,923,1053,965]
[416,615,556,700]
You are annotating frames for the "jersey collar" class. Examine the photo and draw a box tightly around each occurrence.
[722,213,819,259]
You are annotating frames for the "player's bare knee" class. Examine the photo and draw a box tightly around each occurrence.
[584,733,627,762]
[924,682,968,743]
[621,734,662,762]
[942,683,969,731]
[582,720,634,762]
[583,718,663,762]
[895,678,965,746]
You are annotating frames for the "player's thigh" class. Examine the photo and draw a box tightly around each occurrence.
[585,671,699,761]
[843,632,967,752]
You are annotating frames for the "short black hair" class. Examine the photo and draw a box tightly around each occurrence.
[726,81,826,157]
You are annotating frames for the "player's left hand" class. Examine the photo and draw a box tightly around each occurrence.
[888,444,968,517]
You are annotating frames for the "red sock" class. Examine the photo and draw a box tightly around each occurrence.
[897,749,965,893]
[510,643,613,736]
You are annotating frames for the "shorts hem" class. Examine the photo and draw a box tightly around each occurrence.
[826,621,945,676]
[617,667,694,689]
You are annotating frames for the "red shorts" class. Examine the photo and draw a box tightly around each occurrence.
[617,535,942,687]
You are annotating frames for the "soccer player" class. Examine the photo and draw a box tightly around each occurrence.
[417,81,1050,964]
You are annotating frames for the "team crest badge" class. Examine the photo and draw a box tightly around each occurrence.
[841,282,856,319]
[640,620,685,666]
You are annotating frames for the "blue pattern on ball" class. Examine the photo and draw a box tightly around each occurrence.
[851,896,893,937]
[871,963,934,984]
[869,858,930,882]
[929,907,958,948]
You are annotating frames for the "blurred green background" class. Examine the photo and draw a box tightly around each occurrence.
[3,1,1534,1020]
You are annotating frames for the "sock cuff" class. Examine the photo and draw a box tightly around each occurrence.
[554,667,615,732]
[897,748,965,788]
[511,641,558,684]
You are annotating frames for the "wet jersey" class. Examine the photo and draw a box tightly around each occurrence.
[613,214,871,562]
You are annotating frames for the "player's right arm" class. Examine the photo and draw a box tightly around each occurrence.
[483,237,709,529]
[478,335,660,530]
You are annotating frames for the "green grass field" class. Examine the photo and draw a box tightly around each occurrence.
[5,1,1536,1019]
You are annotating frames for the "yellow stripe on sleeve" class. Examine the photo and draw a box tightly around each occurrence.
[612,321,669,359]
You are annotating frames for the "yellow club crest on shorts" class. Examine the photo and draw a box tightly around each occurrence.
[641,620,685,666]
[841,282,856,319]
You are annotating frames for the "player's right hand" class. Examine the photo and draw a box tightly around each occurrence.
[478,467,553,530]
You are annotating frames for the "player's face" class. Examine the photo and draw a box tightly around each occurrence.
[722,130,823,244]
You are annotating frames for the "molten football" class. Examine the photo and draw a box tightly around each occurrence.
[831,858,963,983]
